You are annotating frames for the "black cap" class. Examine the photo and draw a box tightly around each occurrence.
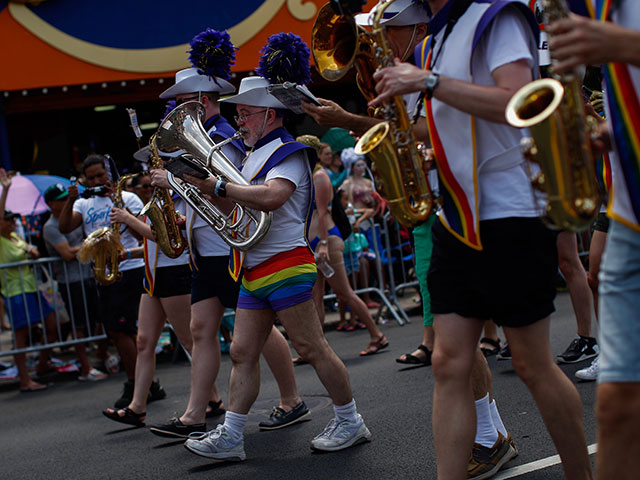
[44,183,69,203]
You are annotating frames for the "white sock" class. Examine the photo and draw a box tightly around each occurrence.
[475,394,499,447]
[223,411,247,444]
[490,399,508,438]
[333,399,357,423]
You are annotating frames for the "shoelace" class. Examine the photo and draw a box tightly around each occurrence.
[317,418,339,438]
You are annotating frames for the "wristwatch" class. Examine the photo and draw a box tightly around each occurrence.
[319,239,328,246]
[424,73,440,100]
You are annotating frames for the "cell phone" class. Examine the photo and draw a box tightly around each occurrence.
[164,156,210,180]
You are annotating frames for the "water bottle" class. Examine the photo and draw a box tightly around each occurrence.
[315,253,335,278]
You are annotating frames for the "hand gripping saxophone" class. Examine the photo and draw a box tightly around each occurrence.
[155,101,272,251]
[77,174,137,286]
[353,0,434,227]
[505,0,600,231]
[140,134,186,258]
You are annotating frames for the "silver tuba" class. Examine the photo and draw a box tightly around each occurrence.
[155,101,272,250]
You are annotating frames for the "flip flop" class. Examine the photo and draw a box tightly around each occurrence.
[360,336,389,356]
[20,383,48,393]
[396,345,431,365]
[479,337,502,357]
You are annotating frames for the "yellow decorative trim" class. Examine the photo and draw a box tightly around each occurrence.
[286,0,317,20]
[8,1,292,73]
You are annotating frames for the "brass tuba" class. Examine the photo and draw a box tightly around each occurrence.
[505,0,599,231]
[155,101,272,251]
[140,134,186,258]
[353,0,433,227]
[312,2,379,108]
[78,174,136,286]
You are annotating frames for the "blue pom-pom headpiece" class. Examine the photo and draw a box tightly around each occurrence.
[162,100,176,121]
[256,32,312,85]
[188,28,236,82]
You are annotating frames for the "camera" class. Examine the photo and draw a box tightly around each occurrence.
[81,186,109,198]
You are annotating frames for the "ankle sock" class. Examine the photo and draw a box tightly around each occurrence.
[223,411,247,444]
[475,394,499,448]
[489,399,508,438]
[333,399,357,423]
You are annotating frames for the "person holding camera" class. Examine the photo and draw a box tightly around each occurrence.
[59,154,150,408]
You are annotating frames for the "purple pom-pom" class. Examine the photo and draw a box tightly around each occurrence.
[162,100,176,121]
[188,28,236,81]
[256,32,311,85]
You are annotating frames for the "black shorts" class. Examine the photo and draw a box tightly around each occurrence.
[428,217,557,327]
[593,212,610,233]
[191,256,240,308]
[98,267,144,334]
[59,278,100,333]
[145,264,192,298]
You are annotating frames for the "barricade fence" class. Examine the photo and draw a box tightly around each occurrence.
[338,213,419,326]
[0,256,107,358]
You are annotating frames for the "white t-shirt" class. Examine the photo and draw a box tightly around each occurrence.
[145,197,189,269]
[243,152,311,268]
[73,191,145,271]
[471,7,542,220]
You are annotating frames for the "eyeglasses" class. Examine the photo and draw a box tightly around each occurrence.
[234,109,268,124]
[177,95,200,105]
[135,184,153,190]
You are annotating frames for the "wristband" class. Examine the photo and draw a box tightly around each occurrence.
[126,248,131,260]
[214,179,227,198]
[319,239,328,246]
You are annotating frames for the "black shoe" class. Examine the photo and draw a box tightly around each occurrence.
[114,380,135,409]
[258,401,311,431]
[496,344,512,361]
[148,379,166,403]
[149,418,207,438]
[206,399,225,419]
[557,335,599,364]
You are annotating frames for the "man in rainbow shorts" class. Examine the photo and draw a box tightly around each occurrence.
[181,73,371,461]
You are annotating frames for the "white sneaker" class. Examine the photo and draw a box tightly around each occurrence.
[184,425,246,461]
[575,356,599,381]
[310,414,372,452]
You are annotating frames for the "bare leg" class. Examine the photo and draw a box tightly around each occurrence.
[180,297,225,425]
[504,319,593,479]
[14,327,45,390]
[312,273,326,326]
[558,232,593,337]
[262,325,302,410]
[479,320,500,353]
[597,383,640,479]
[587,230,607,320]
[432,313,483,479]
[109,330,137,380]
[161,294,193,354]
[470,348,493,401]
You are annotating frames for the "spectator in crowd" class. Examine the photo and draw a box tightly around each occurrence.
[0,168,56,392]
[42,184,108,382]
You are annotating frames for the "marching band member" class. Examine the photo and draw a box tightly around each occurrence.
[148,29,308,438]
[182,33,371,462]
[548,2,640,477]
[370,0,593,478]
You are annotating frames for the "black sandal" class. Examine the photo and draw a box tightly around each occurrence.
[102,407,146,427]
[205,399,225,419]
[396,345,431,365]
[480,337,502,357]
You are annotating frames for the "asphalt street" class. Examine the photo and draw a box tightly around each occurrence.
[0,291,598,480]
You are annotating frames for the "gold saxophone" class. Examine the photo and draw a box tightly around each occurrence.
[78,174,136,286]
[505,0,599,231]
[140,134,186,258]
[353,0,433,227]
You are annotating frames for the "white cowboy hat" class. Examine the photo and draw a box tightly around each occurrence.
[355,0,429,27]
[159,67,235,99]
[220,76,287,109]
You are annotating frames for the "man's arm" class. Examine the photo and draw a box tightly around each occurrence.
[59,184,83,234]
[52,241,81,262]
[547,14,640,73]
[370,58,533,124]
[301,99,381,137]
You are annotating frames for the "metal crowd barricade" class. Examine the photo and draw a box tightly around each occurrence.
[0,256,106,358]
[336,214,417,326]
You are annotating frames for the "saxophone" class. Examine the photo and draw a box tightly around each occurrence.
[505,0,600,231]
[140,134,186,258]
[354,0,433,227]
[78,174,136,286]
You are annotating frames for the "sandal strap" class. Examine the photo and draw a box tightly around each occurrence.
[479,337,501,349]
[417,344,430,354]
[123,407,145,418]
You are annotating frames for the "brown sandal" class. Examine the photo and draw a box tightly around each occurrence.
[359,335,389,356]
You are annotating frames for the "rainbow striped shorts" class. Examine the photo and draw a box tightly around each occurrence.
[238,246,317,312]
